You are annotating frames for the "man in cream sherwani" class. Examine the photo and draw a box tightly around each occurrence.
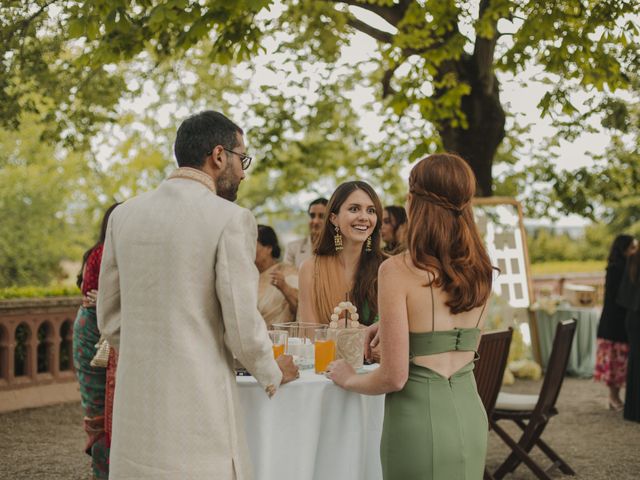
[98,110,298,480]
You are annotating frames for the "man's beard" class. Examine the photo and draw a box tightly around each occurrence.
[215,163,239,202]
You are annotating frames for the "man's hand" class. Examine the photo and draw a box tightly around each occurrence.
[276,354,299,384]
[364,323,380,361]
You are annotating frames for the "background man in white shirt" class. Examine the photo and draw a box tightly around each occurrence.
[284,197,328,270]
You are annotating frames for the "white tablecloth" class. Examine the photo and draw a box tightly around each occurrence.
[236,366,384,480]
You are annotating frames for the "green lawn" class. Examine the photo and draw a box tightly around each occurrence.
[530,260,606,275]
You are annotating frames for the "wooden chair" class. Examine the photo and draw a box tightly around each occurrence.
[490,319,577,480]
[474,328,513,480]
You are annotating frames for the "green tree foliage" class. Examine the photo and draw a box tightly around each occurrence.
[0,0,126,148]
[0,114,95,287]
[2,1,638,196]
[0,74,184,288]
[527,224,613,263]
[505,80,640,236]
[548,100,640,235]
[2,1,639,286]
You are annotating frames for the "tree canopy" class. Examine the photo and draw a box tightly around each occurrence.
[1,1,639,286]
[534,81,640,234]
[0,112,90,286]
[2,0,638,195]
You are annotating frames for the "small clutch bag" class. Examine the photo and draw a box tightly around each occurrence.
[90,337,111,368]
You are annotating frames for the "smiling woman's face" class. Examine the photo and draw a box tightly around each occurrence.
[330,189,377,245]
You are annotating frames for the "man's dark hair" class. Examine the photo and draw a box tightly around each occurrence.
[174,110,243,168]
[308,197,328,213]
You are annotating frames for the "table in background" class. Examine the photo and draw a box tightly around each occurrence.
[237,366,384,480]
[535,306,599,377]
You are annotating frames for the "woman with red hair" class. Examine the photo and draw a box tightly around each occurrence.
[327,153,493,479]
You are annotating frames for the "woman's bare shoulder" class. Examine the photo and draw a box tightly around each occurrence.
[299,256,316,276]
[379,253,412,276]
[381,252,415,273]
[381,252,437,285]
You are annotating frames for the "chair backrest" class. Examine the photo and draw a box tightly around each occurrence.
[474,328,513,414]
[534,319,577,415]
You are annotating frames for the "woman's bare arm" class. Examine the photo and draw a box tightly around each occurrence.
[328,257,409,394]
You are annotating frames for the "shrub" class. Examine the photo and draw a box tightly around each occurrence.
[0,285,80,299]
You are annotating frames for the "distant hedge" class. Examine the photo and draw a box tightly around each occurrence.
[0,285,81,299]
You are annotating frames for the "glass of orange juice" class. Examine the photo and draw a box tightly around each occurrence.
[268,330,288,359]
[314,328,335,374]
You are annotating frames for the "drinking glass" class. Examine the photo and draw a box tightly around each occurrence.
[268,330,288,359]
[314,328,335,374]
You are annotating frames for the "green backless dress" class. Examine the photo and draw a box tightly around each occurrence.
[380,286,487,479]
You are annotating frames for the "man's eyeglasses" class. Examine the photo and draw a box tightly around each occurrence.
[207,147,252,170]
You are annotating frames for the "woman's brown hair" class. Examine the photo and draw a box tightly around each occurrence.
[314,181,386,324]
[407,153,493,314]
[76,202,121,289]
[383,205,408,253]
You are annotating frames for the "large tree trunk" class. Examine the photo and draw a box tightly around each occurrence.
[339,0,505,196]
[438,54,505,197]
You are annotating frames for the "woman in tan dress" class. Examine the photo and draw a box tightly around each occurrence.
[256,225,298,326]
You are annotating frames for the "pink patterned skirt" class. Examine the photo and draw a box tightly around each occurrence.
[594,339,629,388]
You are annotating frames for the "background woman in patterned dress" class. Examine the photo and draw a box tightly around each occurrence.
[594,234,637,411]
[73,203,119,479]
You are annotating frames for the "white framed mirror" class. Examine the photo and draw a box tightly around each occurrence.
[473,197,541,363]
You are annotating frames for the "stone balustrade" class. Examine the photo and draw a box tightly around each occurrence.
[0,273,605,412]
[0,297,82,412]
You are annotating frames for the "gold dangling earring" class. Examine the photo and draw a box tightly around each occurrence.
[334,226,343,252]
[365,235,372,252]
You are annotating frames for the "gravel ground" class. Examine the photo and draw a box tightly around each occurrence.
[1,377,639,479]
[486,377,640,479]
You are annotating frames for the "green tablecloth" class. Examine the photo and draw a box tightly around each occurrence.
[535,306,599,378]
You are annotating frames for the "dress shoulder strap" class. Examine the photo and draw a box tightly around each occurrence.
[428,273,435,331]
[475,302,487,328]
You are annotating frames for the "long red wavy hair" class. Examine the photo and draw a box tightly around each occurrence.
[407,153,493,314]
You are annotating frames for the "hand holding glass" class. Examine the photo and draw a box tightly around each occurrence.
[269,330,288,359]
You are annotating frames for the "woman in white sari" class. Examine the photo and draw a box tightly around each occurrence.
[256,225,299,326]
